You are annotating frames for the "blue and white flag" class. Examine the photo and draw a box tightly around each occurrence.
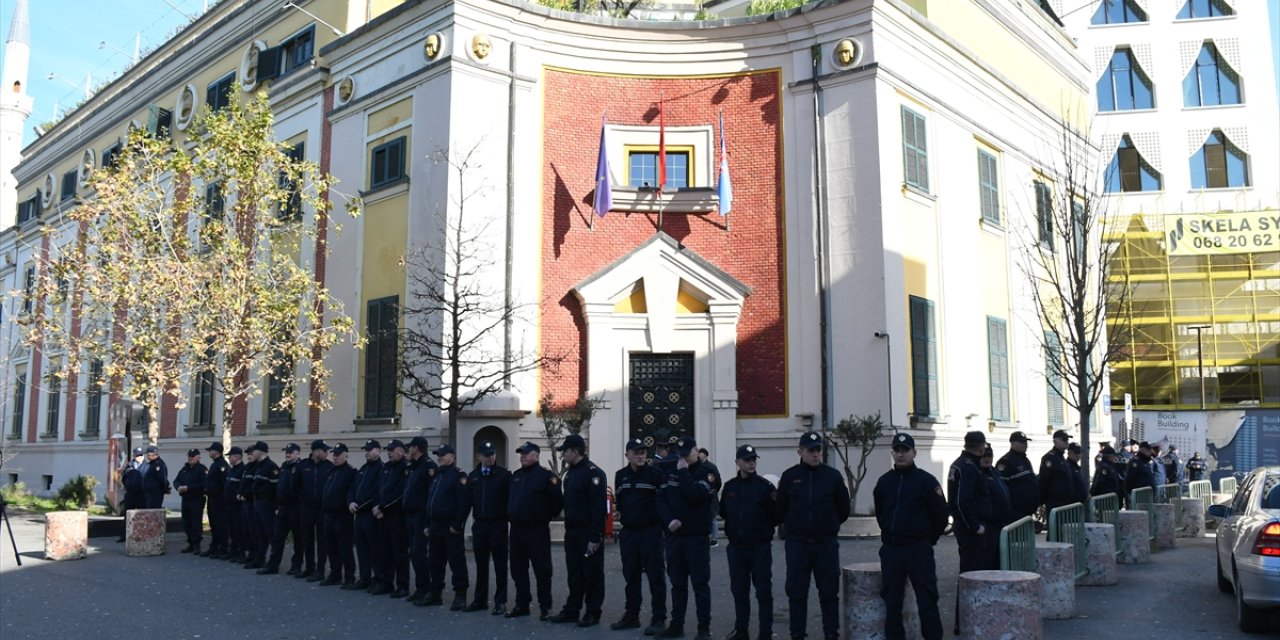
[717,111,732,216]
[593,115,613,218]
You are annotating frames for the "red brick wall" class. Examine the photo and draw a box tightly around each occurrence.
[26,233,50,442]
[540,69,787,417]
[308,85,335,435]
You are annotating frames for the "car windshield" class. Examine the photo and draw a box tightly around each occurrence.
[1262,473,1280,510]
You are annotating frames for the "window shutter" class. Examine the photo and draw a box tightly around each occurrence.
[378,298,398,417]
[365,300,382,413]
[257,46,283,83]
[1046,332,1065,426]
[910,296,938,417]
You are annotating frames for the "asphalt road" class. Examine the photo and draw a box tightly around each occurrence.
[1,509,1275,639]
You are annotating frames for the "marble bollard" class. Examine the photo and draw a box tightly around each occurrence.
[1080,523,1117,586]
[1035,542,1075,619]
[1178,498,1205,538]
[1116,510,1150,564]
[958,570,1042,640]
[1151,503,1176,549]
[44,511,88,561]
[842,562,921,640]
[125,509,166,557]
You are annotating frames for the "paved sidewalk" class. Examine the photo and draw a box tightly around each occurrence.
[0,509,1272,638]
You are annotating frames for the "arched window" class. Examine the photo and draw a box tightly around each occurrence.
[1183,42,1241,107]
[1105,136,1162,193]
[1092,0,1147,25]
[1190,130,1249,189]
[1098,48,1154,111]
[1177,0,1233,19]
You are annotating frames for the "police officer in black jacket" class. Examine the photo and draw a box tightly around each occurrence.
[612,438,667,634]
[202,442,229,557]
[261,443,301,575]
[948,431,992,635]
[250,442,281,572]
[296,440,333,581]
[1090,446,1122,498]
[720,444,778,640]
[424,443,471,609]
[140,445,170,509]
[548,434,608,628]
[348,440,383,589]
[657,436,721,640]
[373,439,409,597]
[1125,442,1156,496]
[1187,452,1207,482]
[117,446,146,542]
[323,443,358,588]
[776,431,850,640]
[465,440,510,615]
[505,441,563,621]
[996,432,1038,521]
[1039,430,1076,513]
[221,446,246,560]
[981,446,1014,571]
[1066,443,1089,505]
[874,433,947,640]
[237,446,259,564]
[174,448,207,554]
[402,436,437,604]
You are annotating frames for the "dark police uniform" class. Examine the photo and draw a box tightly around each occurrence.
[238,453,259,564]
[222,450,246,560]
[657,438,719,638]
[719,444,777,640]
[1039,433,1077,512]
[551,435,608,625]
[948,434,992,634]
[251,447,281,570]
[1187,454,1207,482]
[874,433,947,640]
[775,432,850,640]
[995,434,1038,520]
[614,439,668,631]
[203,445,229,557]
[140,450,169,509]
[506,442,563,618]
[1125,450,1156,495]
[264,445,301,574]
[1090,458,1122,498]
[401,438,437,603]
[467,445,510,612]
[322,444,358,586]
[426,445,471,607]
[1067,456,1089,506]
[117,452,145,542]
[351,441,383,588]
[296,442,334,580]
[982,459,1014,571]
[374,441,409,596]
[174,451,207,552]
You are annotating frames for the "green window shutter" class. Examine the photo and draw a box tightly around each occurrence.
[1045,331,1065,426]
[902,107,929,192]
[988,317,1010,421]
[910,296,939,417]
[978,150,1000,224]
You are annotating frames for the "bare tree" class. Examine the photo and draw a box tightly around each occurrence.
[538,393,596,474]
[823,412,885,515]
[1019,117,1131,478]
[397,144,557,447]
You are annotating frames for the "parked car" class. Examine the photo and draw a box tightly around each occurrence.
[1209,466,1280,633]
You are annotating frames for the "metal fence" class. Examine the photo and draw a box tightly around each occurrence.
[1188,479,1212,515]
[1047,502,1087,580]
[1089,492,1121,552]
[1156,483,1183,530]
[1000,515,1038,573]
[1130,486,1155,541]
[1219,476,1238,495]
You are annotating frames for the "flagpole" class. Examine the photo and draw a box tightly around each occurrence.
[657,91,665,235]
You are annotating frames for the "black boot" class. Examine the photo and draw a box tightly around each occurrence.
[612,613,641,630]
[645,619,668,636]
[450,590,468,611]
[417,591,443,607]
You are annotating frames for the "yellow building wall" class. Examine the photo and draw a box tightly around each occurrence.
[369,0,406,21]
[357,193,408,414]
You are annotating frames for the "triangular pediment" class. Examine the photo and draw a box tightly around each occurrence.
[573,233,751,309]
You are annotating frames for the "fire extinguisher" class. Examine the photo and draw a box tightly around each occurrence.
[605,486,616,540]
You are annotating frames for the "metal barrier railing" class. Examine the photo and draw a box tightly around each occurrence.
[1088,492,1121,552]
[1156,483,1182,530]
[1130,486,1155,541]
[1047,502,1087,580]
[1188,479,1212,515]
[1219,476,1238,495]
[1000,515,1038,573]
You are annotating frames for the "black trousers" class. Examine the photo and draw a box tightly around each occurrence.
[562,527,605,616]
[225,498,244,553]
[378,510,409,590]
[144,491,164,509]
[299,505,325,573]
[180,496,205,545]
[785,537,840,639]
[268,503,301,570]
[726,541,772,634]
[665,535,711,629]
[428,521,469,592]
[324,511,355,581]
[252,500,276,564]
[206,494,226,552]
[620,524,666,620]
[240,499,257,557]
[509,523,553,611]
[984,525,1002,570]
[953,529,987,631]
[472,519,508,604]
[879,542,943,640]
[354,511,379,583]
[408,511,429,591]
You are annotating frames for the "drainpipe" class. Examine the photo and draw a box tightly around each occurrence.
[503,44,517,388]
[810,45,832,451]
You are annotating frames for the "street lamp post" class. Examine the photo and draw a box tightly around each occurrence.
[99,39,139,66]
[46,72,91,100]
[1189,324,1212,409]
[874,332,893,429]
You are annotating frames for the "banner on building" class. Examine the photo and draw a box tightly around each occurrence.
[1113,410,1207,459]
[1165,210,1280,256]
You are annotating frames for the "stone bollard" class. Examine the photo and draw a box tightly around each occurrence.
[44,511,89,561]
[842,562,921,640]
[957,570,1042,639]
[125,509,166,557]
[1178,498,1204,538]
[1080,523,1117,586]
[1035,542,1075,619]
[1116,510,1150,564]
[1151,503,1176,549]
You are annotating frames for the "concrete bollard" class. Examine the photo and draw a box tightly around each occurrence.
[1116,510,1150,564]
[125,509,166,557]
[957,570,1042,639]
[1178,498,1204,538]
[1151,503,1176,549]
[1080,523,1117,586]
[1035,542,1075,619]
[43,511,88,561]
[842,562,922,640]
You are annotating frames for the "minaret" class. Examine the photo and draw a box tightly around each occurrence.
[1,0,34,229]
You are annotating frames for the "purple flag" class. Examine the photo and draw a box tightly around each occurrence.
[593,115,613,217]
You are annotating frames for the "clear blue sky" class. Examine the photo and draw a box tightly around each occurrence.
[2,0,1280,149]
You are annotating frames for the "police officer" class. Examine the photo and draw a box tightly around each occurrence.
[402,436,437,604]
[656,436,719,640]
[116,447,146,542]
[261,443,301,575]
[1187,452,1207,482]
[612,438,667,634]
[720,444,778,640]
[874,433,947,640]
[466,440,510,615]
[505,442,563,621]
[202,442,229,557]
[174,448,207,554]
[348,439,383,590]
[776,431,849,640]
[1125,441,1156,496]
[980,446,1013,571]
[221,446,246,560]
[549,434,608,627]
[996,432,1037,521]
[251,442,282,573]
[373,439,409,597]
[1065,443,1089,506]
[140,445,169,509]
[296,439,333,581]
[323,443,358,588]
[1090,446,1122,498]
[697,448,722,547]
[948,431,992,635]
[1163,445,1185,490]
[237,443,259,565]
[425,443,471,609]
[1151,444,1167,486]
